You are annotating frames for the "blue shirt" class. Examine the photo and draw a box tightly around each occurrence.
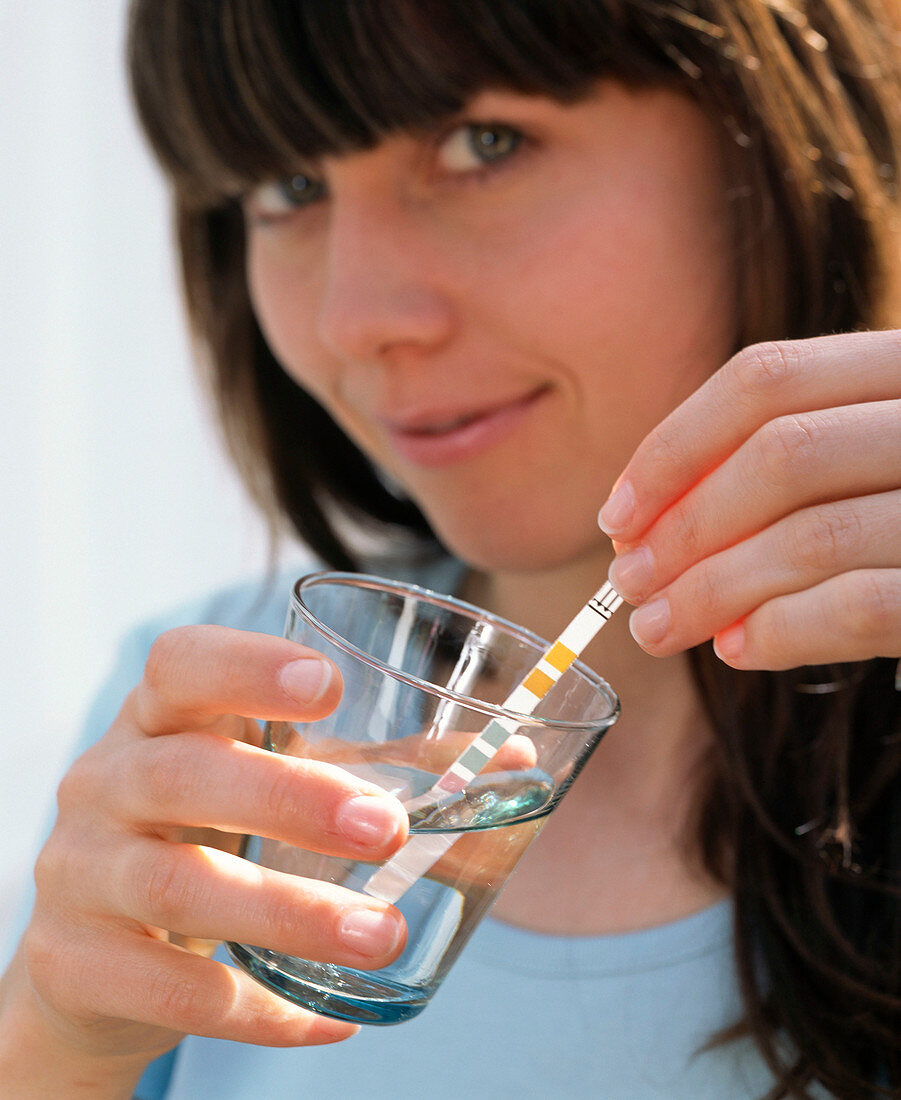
[46,556,784,1098]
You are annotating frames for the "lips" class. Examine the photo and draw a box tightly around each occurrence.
[403,409,488,435]
[379,385,551,468]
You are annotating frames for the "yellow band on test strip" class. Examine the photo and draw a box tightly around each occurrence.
[523,667,555,698]
[545,640,577,673]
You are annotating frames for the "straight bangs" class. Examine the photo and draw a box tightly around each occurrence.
[128,0,672,208]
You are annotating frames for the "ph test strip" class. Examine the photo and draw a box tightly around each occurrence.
[363,580,623,903]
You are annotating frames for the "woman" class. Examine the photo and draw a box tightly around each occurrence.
[1,1,899,1097]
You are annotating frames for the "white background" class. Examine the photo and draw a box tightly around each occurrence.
[0,4,289,953]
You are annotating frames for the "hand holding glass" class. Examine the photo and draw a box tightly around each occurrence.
[227,573,619,1024]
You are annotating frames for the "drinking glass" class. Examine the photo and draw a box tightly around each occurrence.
[227,572,619,1024]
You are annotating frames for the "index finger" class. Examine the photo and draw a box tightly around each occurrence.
[598,330,901,543]
[126,625,343,735]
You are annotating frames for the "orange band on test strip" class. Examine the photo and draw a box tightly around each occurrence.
[523,667,555,697]
[545,640,577,673]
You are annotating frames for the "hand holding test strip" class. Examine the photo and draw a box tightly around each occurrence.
[364,580,624,903]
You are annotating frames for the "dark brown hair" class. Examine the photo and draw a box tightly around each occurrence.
[128,2,901,1095]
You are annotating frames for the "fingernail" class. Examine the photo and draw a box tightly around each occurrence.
[338,909,402,957]
[335,795,402,848]
[598,481,635,536]
[608,545,654,599]
[713,623,745,663]
[629,598,671,647]
[280,658,332,703]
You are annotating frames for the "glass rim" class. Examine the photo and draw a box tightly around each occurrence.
[291,571,620,732]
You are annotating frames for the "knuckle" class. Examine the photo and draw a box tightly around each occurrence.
[670,502,705,560]
[141,846,198,924]
[844,573,895,640]
[143,626,204,697]
[753,413,818,484]
[730,339,803,396]
[647,423,690,468]
[789,507,863,572]
[265,764,316,839]
[54,735,125,815]
[143,630,180,695]
[22,926,53,987]
[264,892,313,948]
[23,922,76,999]
[759,602,794,663]
[686,558,723,616]
[136,736,198,811]
[22,919,98,1023]
[54,753,97,814]
[145,965,204,1025]
[32,835,69,898]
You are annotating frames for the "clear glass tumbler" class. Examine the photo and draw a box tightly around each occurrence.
[227,572,619,1024]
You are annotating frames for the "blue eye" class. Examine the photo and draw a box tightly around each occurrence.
[437,123,524,172]
[245,172,327,220]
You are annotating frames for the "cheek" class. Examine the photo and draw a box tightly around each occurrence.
[245,241,329,396]
[486,156,734,428]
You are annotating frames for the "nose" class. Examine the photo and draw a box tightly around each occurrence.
[315,196,455,364]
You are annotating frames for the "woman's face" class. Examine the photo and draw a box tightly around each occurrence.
[244,82,737,572]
